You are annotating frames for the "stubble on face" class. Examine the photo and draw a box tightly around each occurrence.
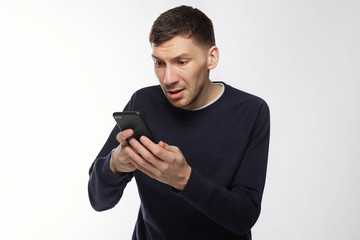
[152,36,214,110]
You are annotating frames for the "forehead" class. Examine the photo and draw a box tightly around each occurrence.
[152,35,206,59]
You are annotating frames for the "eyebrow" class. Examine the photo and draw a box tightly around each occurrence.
[151,53,192,61]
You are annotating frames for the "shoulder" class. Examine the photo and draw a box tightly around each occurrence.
[224,83,269,111]
[125,85,164,111]
[127,84,162,101]
[133,85,162,97]
[220,83,270,126]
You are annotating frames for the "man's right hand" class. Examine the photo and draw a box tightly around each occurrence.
[109,129,137,174]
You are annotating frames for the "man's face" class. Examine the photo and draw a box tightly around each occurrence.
[151,35,213,110]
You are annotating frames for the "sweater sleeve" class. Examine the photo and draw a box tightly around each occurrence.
[88,125,134,211]
[175,101,270,235]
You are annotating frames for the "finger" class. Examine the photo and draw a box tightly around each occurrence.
[129,138,172,173]
[159,141,174,151]
[124,144,160,175]
[116,129,134,144]
[128,157,158,179]
[140,136,167,158]
[141,137,175,161]
[129,138,159,164]
[140,136,160,152]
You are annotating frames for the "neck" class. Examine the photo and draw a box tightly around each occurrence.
[184,80,223,110]
[204,81,223,104]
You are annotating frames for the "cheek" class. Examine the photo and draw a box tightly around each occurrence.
[154,68,164,81]
[191,64,208,84]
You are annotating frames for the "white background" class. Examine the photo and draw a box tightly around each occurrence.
[1,0,359,239]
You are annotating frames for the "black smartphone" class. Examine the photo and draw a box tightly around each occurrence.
[113,111,156,143]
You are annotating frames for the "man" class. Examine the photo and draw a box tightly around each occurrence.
[88,5,270,240]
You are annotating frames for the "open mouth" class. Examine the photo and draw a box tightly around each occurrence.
[169,89,183,94]
[167,89,184,99]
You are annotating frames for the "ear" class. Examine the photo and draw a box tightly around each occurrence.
[207,46,219,70]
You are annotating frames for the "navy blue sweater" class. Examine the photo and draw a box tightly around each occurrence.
[88,82,270,239]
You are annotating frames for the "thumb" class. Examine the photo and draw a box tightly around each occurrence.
[116,129,134,143]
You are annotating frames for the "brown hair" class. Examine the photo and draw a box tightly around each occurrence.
[149,5,215,48]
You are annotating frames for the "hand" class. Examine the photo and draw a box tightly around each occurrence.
[109,129,137,174]
[125,136,192,191]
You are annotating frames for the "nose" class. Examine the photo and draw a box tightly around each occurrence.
[163,65,179,85]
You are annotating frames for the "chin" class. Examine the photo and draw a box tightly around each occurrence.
[167,98,187,109]
[169,101,184,108]
[166,92,195,109]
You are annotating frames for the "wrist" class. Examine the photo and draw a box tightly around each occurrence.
[175,166,192,191]
[109,149,123,176]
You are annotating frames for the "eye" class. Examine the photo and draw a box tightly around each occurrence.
[154,60,165,68]
[178,60,188,66]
